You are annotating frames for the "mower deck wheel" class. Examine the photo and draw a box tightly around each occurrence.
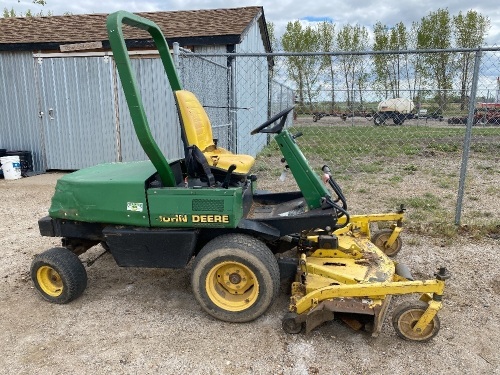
[191,234,280,323]
[30,247,87,304]
[371,229,402,257]
[392,301,440,342]
[282,312,303,334]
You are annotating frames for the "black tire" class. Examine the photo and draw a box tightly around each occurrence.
[191,233,280,323]
[371,229,402,257]
[282,312,303,334]
[373,114,385,126]
[392,301,440,342]
[393,115,404,125]
[31,247,87,304]
[313,115,318,122]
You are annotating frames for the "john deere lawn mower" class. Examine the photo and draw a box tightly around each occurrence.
[31,11,449,341]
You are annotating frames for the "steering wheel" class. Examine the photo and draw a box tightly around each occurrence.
[250,106,295,135]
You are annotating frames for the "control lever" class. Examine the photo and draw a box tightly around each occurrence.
[322,165,332,184]
[222,164,237,189]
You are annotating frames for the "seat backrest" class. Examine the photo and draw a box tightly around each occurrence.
[175,90,214,152]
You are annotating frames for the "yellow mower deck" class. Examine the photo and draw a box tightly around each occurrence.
[284,220,450,341]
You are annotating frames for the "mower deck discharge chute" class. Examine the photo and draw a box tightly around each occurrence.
[31,11,449,341]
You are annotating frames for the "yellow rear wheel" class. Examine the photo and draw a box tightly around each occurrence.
[31,247,87,304]
[36,266,63,297]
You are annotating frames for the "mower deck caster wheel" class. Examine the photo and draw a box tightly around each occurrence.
[282,312,303,334]
[371,229,402,257]
[31,247,87,304]
[392,301,440,342]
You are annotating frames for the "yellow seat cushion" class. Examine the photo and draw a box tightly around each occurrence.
[175,90,255,175]
[205,149,255,175]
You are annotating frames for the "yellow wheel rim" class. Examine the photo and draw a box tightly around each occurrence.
[36,266,63,297]
[206,261,259,312]
[397,308,435,340]
[373,231,401,256]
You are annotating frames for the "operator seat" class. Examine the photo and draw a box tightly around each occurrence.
[174,90,255,178]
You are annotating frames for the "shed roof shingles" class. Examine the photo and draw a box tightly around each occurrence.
[0,7,262,45]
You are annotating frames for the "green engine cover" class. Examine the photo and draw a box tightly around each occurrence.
[49,160,244,229]
[49,161,156,226]
[148,187,243,229]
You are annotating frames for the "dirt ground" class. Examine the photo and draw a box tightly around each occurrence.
[0,173,499,375]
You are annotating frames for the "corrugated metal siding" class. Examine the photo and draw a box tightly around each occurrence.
[116,57,184,162]
[0,21,269,172]
[235,21,268,156]
[0,52,43,171]
[38,56,117,169]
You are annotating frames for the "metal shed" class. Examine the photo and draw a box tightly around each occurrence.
[0,7,272,172]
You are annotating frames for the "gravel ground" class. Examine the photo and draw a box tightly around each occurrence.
[0,172,499,375]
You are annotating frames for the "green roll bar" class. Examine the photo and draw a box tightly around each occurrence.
[106,11,183,187]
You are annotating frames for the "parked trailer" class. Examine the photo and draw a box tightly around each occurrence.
[448,103,500,125]
[373,98,415,126]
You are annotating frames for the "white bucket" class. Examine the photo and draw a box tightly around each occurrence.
[0,156,22,180]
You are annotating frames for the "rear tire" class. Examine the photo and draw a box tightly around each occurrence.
[191,234,280,323]
[373,114,385,126]
[31,247,87,304]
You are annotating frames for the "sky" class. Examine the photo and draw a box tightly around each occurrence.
[3,0,500,46]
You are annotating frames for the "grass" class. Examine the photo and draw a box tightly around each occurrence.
[486,186,500,195]
[259,125,500,166]
[255,123,500,238]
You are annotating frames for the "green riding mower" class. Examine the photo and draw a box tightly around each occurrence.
[31,11,449,341]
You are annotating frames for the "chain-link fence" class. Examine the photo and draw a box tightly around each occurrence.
[176,47,500,229]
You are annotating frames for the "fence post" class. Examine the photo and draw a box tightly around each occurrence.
[172,42,181,84]
[455,49,482,225]
[228,61,237,153]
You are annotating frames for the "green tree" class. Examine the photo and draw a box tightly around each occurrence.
[417,9,454,110]
[406,21,428,102]
[317,21,335,111]
[373,22,411,99]
[3,8,16,17]
[3,0,48,17]
[373,22,392,97]
[336,24,369,108]
[266,21,278,52]
[281,20,323,110]
[389,22,409,98]
[453,10,490,109]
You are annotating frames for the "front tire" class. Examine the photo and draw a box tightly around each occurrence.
[191,234,280,323]
[31,247,87,304]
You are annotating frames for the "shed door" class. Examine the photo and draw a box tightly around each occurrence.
[37,56,118,170]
